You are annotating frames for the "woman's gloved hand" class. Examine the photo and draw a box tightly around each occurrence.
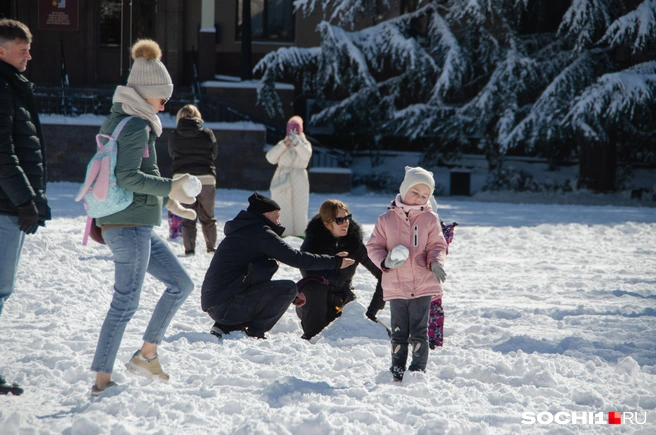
[169,174,198,204]
[166,198,197,221]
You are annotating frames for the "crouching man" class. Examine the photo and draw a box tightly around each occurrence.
[201,192,354,339]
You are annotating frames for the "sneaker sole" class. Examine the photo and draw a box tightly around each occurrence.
[124,361,169,382]
[90,381,117,397]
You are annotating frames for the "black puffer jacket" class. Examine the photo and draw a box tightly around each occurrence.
[201,210,343,311]
[0,60,51,221]
[301,215,382,295]
[168,117,217,177]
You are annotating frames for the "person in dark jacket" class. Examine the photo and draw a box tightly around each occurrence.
[168,104,218,255]
[0,19,51,396]
[201,192,355,340]
[296,199,383,339]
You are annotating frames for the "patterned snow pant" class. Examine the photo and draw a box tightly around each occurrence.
[428,298,444,348]
[168,211,182,239]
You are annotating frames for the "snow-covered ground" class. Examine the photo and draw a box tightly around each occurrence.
[1,183,655,434]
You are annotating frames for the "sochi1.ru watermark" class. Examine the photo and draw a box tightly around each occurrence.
[522,411,647,425]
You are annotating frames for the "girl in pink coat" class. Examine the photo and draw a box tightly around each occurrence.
[366,166,448,382]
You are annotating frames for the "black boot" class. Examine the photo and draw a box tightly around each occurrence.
[0,375,24,396]
[390,365,405,382]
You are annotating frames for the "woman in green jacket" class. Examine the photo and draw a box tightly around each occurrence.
[90,39,200,396]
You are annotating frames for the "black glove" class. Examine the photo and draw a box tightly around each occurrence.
[17,200,39,234]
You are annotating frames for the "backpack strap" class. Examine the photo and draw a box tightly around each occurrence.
[82,216,93,246]
[111,116,136,140]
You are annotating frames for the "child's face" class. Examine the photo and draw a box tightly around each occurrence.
[403,183,432,205]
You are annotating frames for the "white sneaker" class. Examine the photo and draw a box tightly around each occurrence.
[125,350,169,382]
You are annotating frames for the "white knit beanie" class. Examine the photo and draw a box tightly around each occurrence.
[127,39,173,99]
[399,166,435,198]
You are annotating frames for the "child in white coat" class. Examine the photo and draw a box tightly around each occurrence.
[366,166,448,382]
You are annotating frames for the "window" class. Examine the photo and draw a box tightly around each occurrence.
[236,0,295,42]
[100,0,122,47]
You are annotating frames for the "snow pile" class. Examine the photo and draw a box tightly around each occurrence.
[0,183,654,433]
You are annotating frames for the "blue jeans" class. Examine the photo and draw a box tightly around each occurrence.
[0,215,26,317]
[91,226,194,374]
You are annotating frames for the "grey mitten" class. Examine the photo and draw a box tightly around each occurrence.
[384,245,409,269]
[431,262,446,283]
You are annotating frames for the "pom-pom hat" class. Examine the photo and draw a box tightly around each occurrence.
[127,39,173,99]
[399,166,435,199]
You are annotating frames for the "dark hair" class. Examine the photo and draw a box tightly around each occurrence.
[0,19,32,45]
[319,199,349,224]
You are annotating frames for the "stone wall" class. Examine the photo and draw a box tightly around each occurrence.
[42,122,274,191]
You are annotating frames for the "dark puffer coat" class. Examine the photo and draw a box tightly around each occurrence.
[300,215,382,296]
[168,117,217,177]
[0,60,51,222]
[201,210,342,311]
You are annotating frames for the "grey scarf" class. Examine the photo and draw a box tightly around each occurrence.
[112,86,163,136]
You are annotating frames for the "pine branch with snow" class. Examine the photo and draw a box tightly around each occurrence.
[565,60,656,141]
[600,0,656,53]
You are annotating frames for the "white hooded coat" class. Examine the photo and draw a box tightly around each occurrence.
[266,135,312,236]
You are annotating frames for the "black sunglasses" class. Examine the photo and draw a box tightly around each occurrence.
[334,214,352,225]
[160,98,169,106]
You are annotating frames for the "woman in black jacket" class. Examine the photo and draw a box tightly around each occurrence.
[168,104,218,254]
[297,199,383,339]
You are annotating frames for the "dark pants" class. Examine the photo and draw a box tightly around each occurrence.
[207,280,297,335]
[390,296,431,371]
[295,281,345,338]
[182,184,217,253]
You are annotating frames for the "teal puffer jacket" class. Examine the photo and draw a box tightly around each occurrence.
[95,104,172,227]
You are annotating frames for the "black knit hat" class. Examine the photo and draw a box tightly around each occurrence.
[247,192,281,214]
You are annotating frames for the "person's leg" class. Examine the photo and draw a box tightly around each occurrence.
[295,281,330,339]
[122,230,194,382]
[428,298,444,349]
[408,295,432,372]
[0,215,25,317]
[180,202,199,254]
[366,279,385,321]
[91,227,152,383]
[142,230,195,346]
[168,211,181,239]
[206,298,250,333]
[390,299,410,373]
[244,280,298,336]
[196,185,217,251]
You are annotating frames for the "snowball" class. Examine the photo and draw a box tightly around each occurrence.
[390,245,409,262]
[183,176,202,197]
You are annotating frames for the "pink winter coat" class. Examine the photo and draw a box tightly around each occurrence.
[366,195,448,301]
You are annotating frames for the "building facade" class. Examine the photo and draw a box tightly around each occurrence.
[4,1,403,87]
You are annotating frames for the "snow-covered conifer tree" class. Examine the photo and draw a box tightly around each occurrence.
[255,0,656,190]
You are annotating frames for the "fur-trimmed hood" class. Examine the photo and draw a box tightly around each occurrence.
[300,214,381,292]
[302,214,365,256]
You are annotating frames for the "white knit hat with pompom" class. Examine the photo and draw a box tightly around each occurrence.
[127,39,173,99]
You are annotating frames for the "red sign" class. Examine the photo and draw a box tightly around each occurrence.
[38,0,79,31]
[608,412,621,425]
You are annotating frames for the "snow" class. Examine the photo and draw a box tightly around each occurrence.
[39,113,267,132]
[308,167,353,174]
[202,80,295,90]
[1,182,655,433]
